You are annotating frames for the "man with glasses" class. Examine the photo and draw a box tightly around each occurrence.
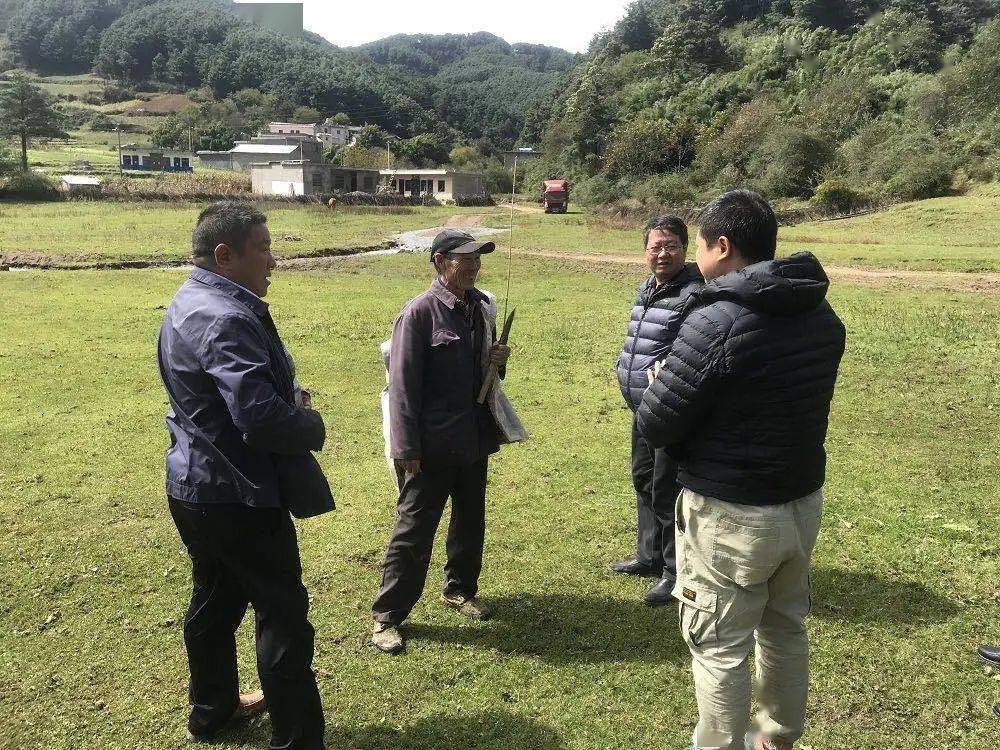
[611,215,703,606]
[371,229,526,654]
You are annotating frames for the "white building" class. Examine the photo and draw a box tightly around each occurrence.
[251,161,380,196]
[380,169,486,202]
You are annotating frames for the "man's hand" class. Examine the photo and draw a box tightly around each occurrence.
[401,459,421,475]
[646,360,665,385]
[489,343,511,368]
[299,388,313,409]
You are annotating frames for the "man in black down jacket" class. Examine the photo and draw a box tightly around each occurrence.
[611,215,703,607]
[637,190,845,750]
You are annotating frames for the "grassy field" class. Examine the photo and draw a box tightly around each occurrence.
[0,203,499,264]
[0,253,997,750]
[508,193,1000,272]
[2,192,998,271]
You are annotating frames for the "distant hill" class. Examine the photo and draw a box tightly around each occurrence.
[531,0,1000,207]
[356,32,578,149]
[0,0,575,152]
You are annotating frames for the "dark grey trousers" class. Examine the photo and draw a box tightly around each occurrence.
[632,415,679,577]
[372,457,489,626]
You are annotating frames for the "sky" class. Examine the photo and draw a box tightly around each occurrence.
[297,0,634,54]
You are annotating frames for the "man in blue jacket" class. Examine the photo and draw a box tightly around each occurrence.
[611,215,703,607]
[158,202,329,749]
[638,191,846,750]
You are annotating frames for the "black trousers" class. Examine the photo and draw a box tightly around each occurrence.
[631,415,680,578]
[168,498,324,750]
[372,458,489,626]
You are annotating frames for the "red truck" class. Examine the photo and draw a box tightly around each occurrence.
[543,179,569,213]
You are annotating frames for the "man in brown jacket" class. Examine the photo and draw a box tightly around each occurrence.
[371,229,526,654]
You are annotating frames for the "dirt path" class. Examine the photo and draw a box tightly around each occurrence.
[445,213,486,228]
[513,249,1000,294]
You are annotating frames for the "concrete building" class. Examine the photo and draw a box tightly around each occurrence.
[380,169,486,202]
[501,147,542,170]
[198,138,322,172]
[120,147,194,172]
[60,175,102,197]
[268,122,317,137]
[233,1,303,37]
[267,120,350,148]
[316,119,351,147]
[251,161,381,196]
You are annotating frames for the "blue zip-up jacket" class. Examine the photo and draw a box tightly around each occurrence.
[616,263,704,411]
[157,267,326,506]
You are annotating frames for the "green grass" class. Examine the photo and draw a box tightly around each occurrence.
[0,203,500,263]
[496,192,1000,272]
[1,186,999,272]
[0,254,997,749]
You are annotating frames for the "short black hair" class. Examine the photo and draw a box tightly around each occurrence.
[643,214,688,250]
[697,190,777,264]
[191,202,267,267]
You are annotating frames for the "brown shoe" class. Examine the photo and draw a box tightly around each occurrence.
[441,594,491,620]
[232,689,266,719]
[187,690,267,742]
[753,733,793,750]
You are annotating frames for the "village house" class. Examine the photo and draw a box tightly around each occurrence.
[120,146,194,172]
[198,136,322,172]
[60,175,102,197]
[250,161,381,196]
[268,119,352,148]
[380,169,486,202]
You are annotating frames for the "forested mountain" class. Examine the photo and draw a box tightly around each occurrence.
[357,33,577,149]
[2,0,999,206]
[529,0,1000,207]
[0,0,573,154]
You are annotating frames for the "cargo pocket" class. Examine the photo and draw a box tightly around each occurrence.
[712,518,780,588]
[673,582,718,649]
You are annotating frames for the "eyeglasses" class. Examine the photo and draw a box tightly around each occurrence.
[646,244,685,254]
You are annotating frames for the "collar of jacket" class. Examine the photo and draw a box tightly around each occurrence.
[189,266,270,318]
[429,277,487,310]
[640,262,702,301]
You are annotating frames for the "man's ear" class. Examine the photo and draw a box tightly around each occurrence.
[213,243,233,268]
[716,235,735,261]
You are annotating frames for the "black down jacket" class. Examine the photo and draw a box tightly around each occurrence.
[617,263,704,411]
[636,252,846,505]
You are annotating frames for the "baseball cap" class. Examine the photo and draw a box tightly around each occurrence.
[430,229,496,259]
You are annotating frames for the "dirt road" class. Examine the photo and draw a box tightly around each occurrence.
[511,249,1000,295]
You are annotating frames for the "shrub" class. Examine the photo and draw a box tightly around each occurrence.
[810,179,867,213]
[0,172,62,201]
[883,151,955,201]
[761,128,836,198]
[573,174,618,206]
[630,173,699,208]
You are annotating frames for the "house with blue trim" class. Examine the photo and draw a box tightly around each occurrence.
[120,147,195,172]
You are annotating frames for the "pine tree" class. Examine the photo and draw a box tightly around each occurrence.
[0,74,68,172]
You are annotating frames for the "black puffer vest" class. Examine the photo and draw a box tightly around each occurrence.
[617,263,704,411]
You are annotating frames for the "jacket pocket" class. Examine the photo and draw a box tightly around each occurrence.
[674,582,718,649]
[431,329,461,347]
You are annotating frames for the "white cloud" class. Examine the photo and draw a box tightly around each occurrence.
[297,0,632,53]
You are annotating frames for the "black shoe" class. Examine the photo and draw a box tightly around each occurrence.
[994,704,1000,719]
[609,558,662,577]
[643,577,677,607]
[978,644,1000,667]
